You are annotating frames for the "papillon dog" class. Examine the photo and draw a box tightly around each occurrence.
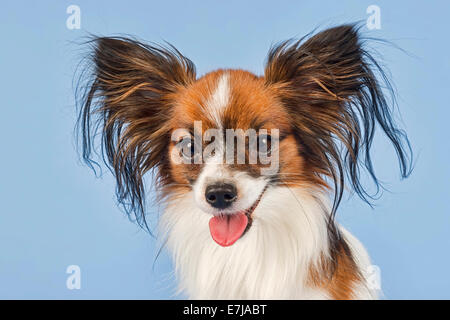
[76,24,412,299]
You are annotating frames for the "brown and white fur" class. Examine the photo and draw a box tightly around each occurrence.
[76,24,412,299]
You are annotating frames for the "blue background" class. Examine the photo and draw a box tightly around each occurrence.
[0,0,449,299]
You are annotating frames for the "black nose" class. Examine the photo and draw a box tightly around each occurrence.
[205,183,237,209]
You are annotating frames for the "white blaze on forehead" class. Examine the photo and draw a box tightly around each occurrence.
[204,73,230,127]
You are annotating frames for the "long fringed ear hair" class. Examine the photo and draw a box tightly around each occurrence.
[76,37,196,229]
[264,24,413,250]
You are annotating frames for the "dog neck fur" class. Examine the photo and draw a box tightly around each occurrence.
[160,186,333,299]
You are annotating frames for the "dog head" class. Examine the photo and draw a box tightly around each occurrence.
[77,24,412,247]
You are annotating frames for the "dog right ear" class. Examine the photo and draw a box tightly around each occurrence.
[264,25,413,215]
[76,37,196,228]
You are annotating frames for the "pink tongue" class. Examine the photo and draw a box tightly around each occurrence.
[209,213,248,247]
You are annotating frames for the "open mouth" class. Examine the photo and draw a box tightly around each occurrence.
[208,187,267,247]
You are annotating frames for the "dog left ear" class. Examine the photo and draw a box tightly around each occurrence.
[264,24,413,215]
[76,37,196,229]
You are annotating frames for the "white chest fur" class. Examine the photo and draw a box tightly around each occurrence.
[160,187,377,299]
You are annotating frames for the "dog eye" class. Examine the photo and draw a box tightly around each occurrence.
[258,134,271,156]
[179,138,196,160]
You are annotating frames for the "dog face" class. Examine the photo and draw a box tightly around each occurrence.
[165,70,310,245]
[77,24,411,247]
